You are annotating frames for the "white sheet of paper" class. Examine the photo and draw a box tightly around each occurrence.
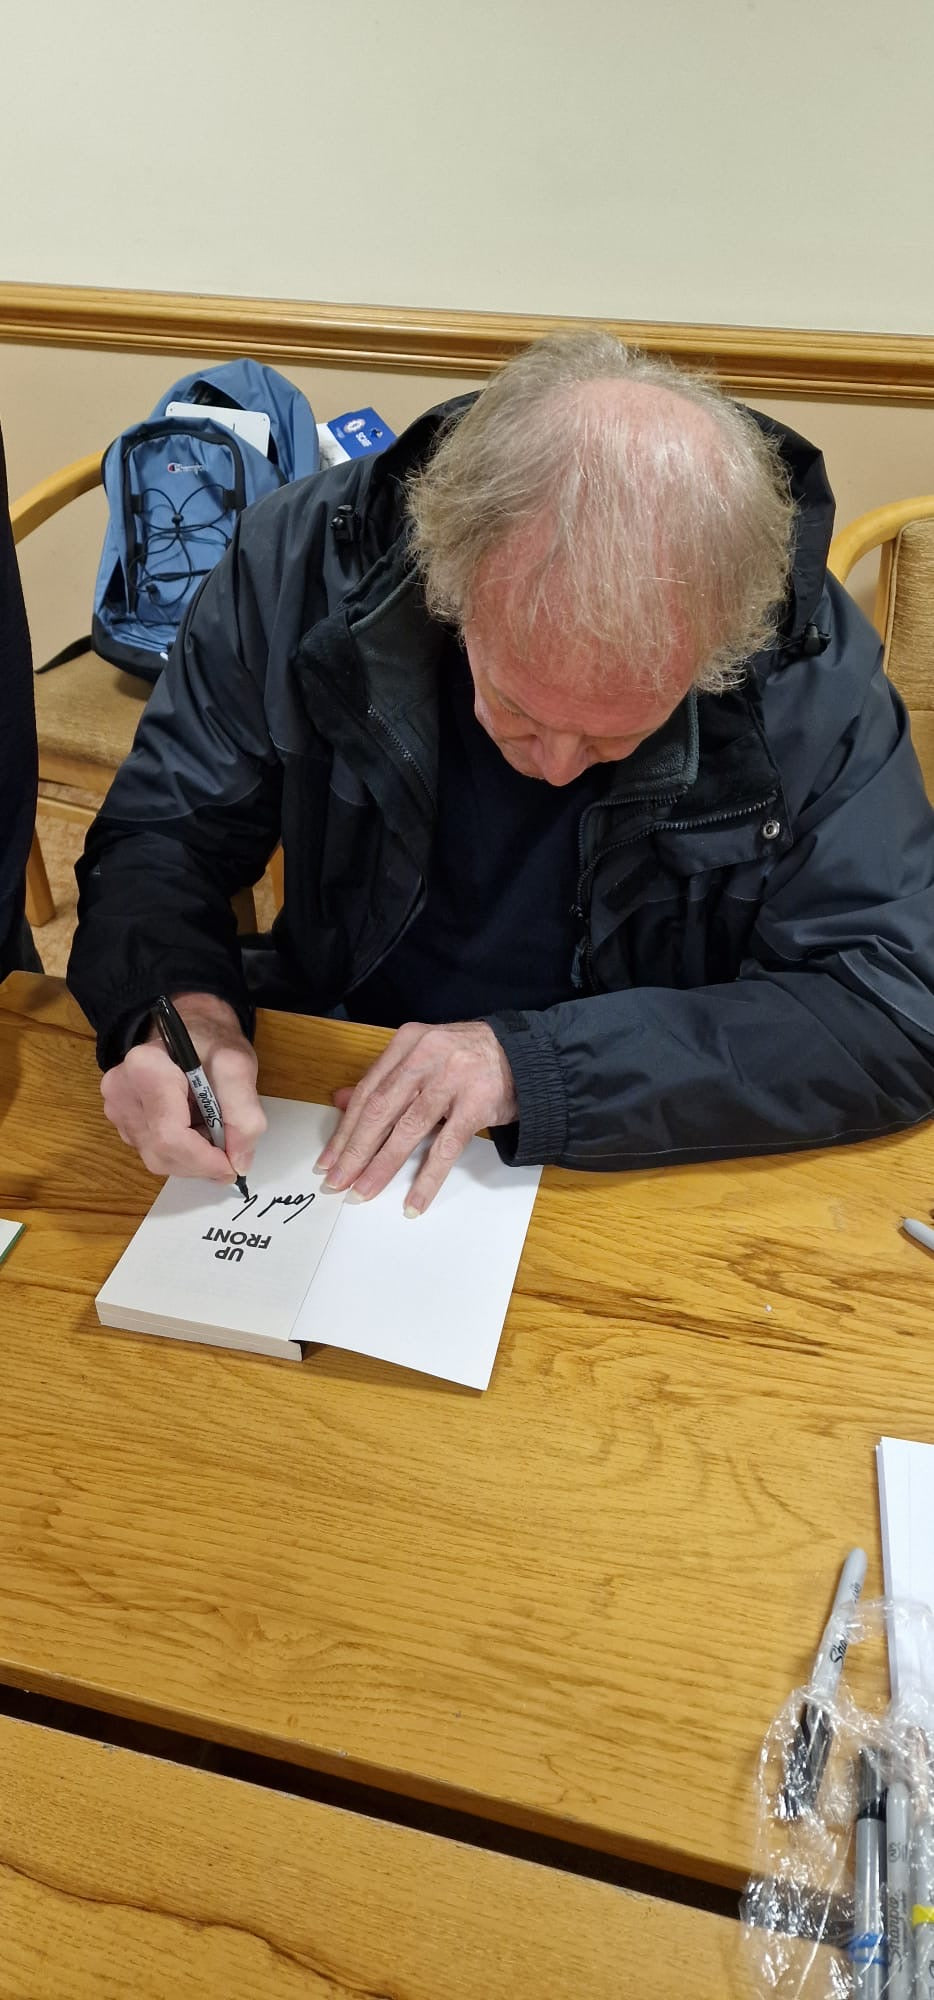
[298,1136,542,1390]
[0,1219,24,1267]
[96,1099,343,1354]
[877,1434,934,1700]
[165,400,271,456]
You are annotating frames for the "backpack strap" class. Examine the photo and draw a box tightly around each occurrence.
[35,636,94,675]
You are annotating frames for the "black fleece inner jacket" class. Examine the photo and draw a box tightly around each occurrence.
[348,633,608,1026]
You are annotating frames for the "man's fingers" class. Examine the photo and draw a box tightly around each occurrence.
[222,1121,264,1177]
[401,1117,475,1216]
[138,1128,237,1182]
[102,1044,190,1148]
[316,1026,427,1172]
[321,1071,413,1183]
[318,1075,390,1172]
[324,1070,436,1191]
[101,1038,263,1182]
[209,1044,266,1173]
[337,1090,452,1202]
[318,1020,513,1203]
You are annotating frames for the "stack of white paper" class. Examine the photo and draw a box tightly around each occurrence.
[96,1096,542,1389]
[877,1435,934,1700]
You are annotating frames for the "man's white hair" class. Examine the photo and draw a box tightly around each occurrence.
[406,330,796,695]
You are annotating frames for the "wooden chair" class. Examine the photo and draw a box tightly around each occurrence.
[828,496,934,797]
[13,451,271,931]
[16,449,157,926]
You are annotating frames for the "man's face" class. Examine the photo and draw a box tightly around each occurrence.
[463,622,695,787]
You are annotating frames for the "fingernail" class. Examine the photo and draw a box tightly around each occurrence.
[324,1173,346,1193]
[404,1203,422,1220]
[345,1188,368,1204]
[315,1150,333,1172]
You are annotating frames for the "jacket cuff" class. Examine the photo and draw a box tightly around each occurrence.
[484,1012,568,1165]
[74,974,255,1072]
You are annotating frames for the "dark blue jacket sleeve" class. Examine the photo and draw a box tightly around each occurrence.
[67,465,355,1069]
[0,424,38,980]
[68,522,285,1067]
[490,584,934,1168]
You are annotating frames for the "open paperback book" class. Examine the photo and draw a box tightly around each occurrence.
[96,1096,542,1389]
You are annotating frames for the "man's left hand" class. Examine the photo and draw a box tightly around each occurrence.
[316,1020,518,1215]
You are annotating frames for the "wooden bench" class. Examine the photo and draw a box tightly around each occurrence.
[0,1714,755,1999]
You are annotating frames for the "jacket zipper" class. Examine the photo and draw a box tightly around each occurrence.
[337,703,436,995]
[343,877,428,997]
[571,789,780,992]
[365,702,437,810]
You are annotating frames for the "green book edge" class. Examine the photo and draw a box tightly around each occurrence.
[0,1221,25,1268]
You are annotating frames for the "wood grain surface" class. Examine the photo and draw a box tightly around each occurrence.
[1,975,932,1889]
[0,1714,754,1999]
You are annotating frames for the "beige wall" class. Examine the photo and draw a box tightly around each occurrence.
[3,0,934,335]
[3,341,932,661]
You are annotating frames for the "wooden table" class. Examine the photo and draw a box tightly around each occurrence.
[2,971,933,1896]
[0,1714,753,1999]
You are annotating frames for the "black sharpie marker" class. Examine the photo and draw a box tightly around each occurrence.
[152,995,250,1201]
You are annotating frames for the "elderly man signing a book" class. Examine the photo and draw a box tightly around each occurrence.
[68,332,934,1213]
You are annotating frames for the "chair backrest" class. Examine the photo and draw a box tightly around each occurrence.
[828,498,934,802]
[880,518,934,797]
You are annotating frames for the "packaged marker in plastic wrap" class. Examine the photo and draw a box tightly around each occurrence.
[741,1584,934,1997]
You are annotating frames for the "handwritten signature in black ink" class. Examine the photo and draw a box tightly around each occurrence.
[232,1191,318,1225]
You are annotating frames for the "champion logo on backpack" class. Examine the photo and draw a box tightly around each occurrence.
[166,462,205,475]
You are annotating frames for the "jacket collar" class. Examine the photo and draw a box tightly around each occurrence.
[744,407,835,653]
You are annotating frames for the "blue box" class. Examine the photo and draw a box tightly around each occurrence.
[326,408,396,458]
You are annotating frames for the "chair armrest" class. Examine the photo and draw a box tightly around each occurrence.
[828,496,934,584]
[10,451,103,546]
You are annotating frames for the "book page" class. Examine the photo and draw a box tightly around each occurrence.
[96,1098,344,1344]
[298,1136,542,1389]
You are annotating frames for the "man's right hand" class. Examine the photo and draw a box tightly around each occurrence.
[100,991,267,1182]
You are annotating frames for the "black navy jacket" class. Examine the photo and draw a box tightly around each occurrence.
[0,424,37,980]
[68,399,934,1170]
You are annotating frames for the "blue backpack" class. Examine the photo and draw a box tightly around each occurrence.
[91,360,319,681]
